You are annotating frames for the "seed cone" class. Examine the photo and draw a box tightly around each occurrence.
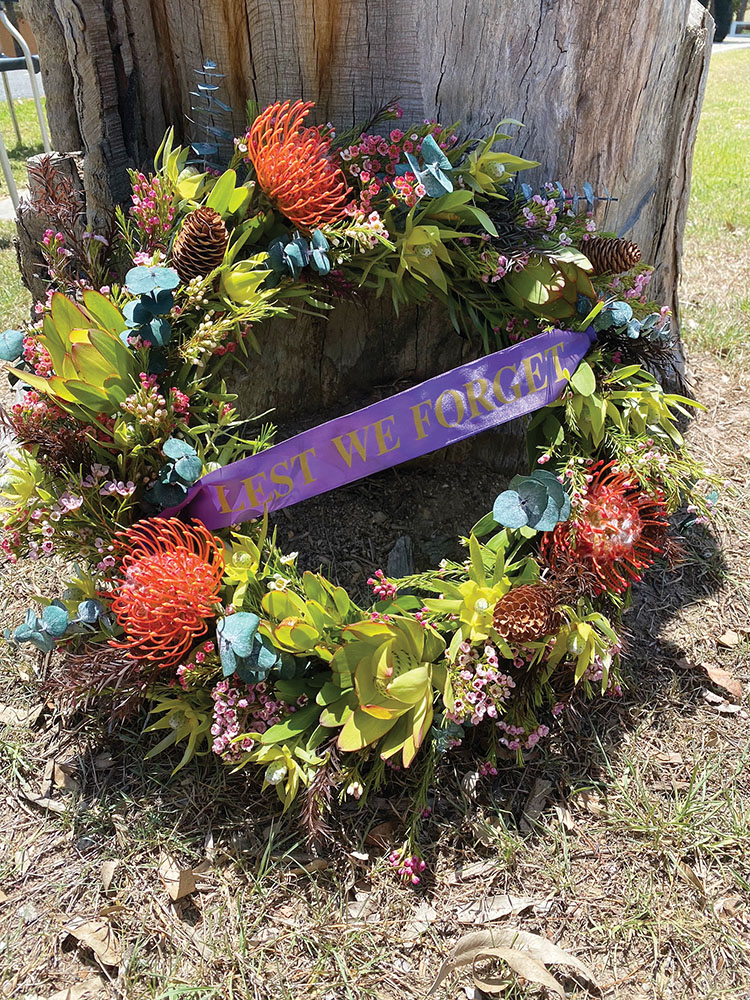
[493,584,560,644]
[584,237,641,275]
[171,207,229,283]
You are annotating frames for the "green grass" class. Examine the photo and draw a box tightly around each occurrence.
[689,54,750,237]
[0,221,30,327]
[681,51,750,362]
[0,96,48,197]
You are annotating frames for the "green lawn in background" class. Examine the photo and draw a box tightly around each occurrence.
[0,95,48,197]
[0,221,29,327]
[0,97,48,326]
[689,52,750,236]
[681,51,750,362]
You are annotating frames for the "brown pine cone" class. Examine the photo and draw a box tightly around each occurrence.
[171,207,229,284]
[584,236,641,276]
[492,583,560,644]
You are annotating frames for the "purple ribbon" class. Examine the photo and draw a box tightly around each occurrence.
[165,327,595,530]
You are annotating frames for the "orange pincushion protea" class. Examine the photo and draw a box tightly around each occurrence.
[244,100,350,231]
[541,462,669,595]
[110,518,224,668]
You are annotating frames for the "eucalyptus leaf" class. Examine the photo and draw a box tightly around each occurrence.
[0,329,25,362]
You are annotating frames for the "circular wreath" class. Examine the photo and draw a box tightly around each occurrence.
[0,99,715,877]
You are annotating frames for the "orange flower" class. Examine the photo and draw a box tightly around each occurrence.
[245,100,350,231]
[110,518,224,668]
[541,462,668,595]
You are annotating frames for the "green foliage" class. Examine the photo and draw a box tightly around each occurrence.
[216,611,293,684]
[424,532,539,657]
[145,437,203,509]
[0,328,24,362]
[322,615,450,767]
[261,572,360,661]
[9,291,136,421]
[492,469,571,532]
[144,688,214,773]
[503,249,596,320]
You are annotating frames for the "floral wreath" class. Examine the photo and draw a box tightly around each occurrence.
[0,99,715,880]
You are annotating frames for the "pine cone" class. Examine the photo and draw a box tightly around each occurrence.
[584,237,641,275]
[171,207,229,283]
[492,584,560,644]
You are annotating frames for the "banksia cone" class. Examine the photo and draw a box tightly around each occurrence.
[493,584,560,644]
[584,237,641,275]
[172,207,229,283]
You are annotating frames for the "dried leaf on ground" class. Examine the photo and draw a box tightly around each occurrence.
[346,888,379,922]
[0,703,43,727]
[63,916,122,967]
[100,860,119,891]
[364,819,399,848]
[158,854,198,901]
[19,789,67,814]
[702,689,746,715]
[574,789,605,815]
[53,762,80,794]
[678,657,743,701]
[703,664,743,701]
[675,860,706,897]
[713,895,749,924]
[553,802,576,830]
[460,770,480,799]
[456,894,540,924]
[472,945,564,997]
[447,859,501,884]
[44,976,108,1000]
[403,898,437,939]
[427,927,597,995]
[520,778,553,832]
[716,630,740,648]
[653,750,686,765]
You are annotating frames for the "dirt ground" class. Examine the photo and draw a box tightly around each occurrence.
[0,341,748,1000]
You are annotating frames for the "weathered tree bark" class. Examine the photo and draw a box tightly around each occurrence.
[17,0,713,471]
[17,1,81,153]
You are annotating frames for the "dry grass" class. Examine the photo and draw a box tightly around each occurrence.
[1,359,748,1000]
[1,422,749,999]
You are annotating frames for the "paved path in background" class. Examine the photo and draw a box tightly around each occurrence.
[712,36,750,52]
[0,191,25,220]
[2,68,44,100]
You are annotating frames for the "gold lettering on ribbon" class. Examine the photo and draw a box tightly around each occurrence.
[270,459,294,500]
[493,363,522,404]
[331,426,370,467]
[214,483,245,515]
[544,342,566,382]
[411,399,433,440]
[523,352,548,394]
[464,377,496,419]
[435,388,466,428]
[291,448,318,484]
[372,416,401,455]
[242,472,268,507]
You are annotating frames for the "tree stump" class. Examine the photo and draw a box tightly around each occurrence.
[14,152,84,304]
[17,0,713,474]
